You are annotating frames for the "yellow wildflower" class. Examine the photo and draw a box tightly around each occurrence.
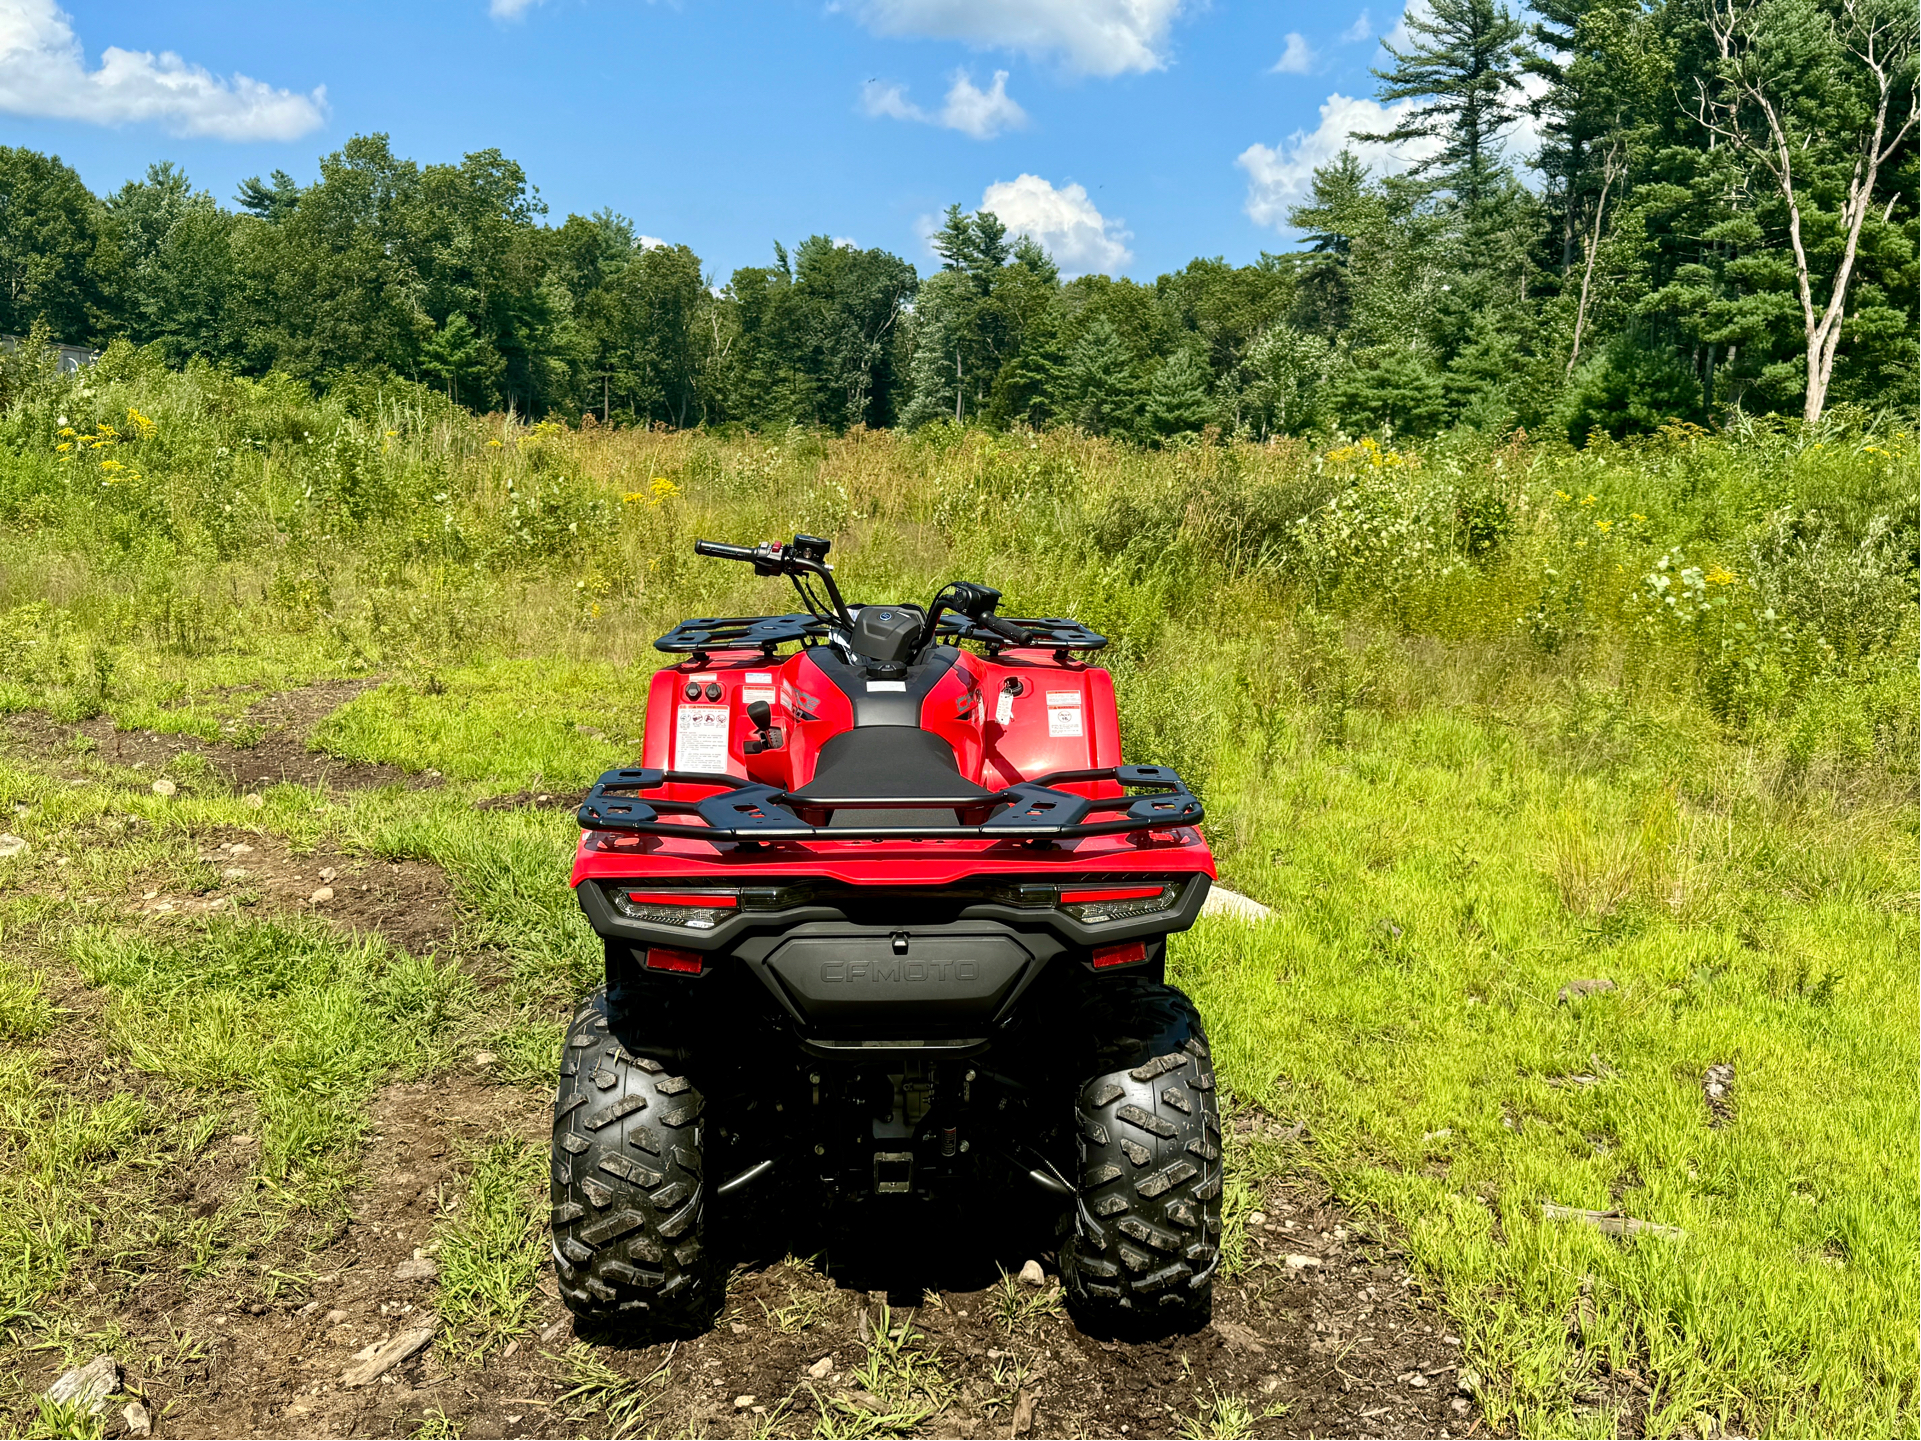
[99,458,123,472]
[1580,494,1596,506]
[1554,489,1571,501]
[1631,512,1645,521]
[649,477,680,505]
[487,438,504,449]
[622,491,647,505]
[54,442,70,452]
[1705,565,1735,586]
[1595,520,1612,533]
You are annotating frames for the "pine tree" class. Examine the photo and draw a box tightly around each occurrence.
[1146,348,1216,438]
[1357,0,1530,210]
[1064,317,1145,439]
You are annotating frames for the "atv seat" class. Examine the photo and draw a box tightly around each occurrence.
[791,728,995,827]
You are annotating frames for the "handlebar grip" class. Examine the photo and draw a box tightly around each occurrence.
[980,613,1036,646]
[694,540,757,561]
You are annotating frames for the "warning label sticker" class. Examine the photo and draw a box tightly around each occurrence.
[742,687,776,706]
[1047,703,1084,738]
[995,690,1015,726]
[1046,690,1083,707]
[744,672,774,684]
[675,707,731,772]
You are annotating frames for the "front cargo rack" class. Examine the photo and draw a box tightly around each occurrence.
[935,614,1107,656]
[577,765,1201,843]
[655,613,830,656]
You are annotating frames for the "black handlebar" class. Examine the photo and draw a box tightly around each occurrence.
[694,538,1041,656]
[694,535,854,627]
[978,613,1036,646]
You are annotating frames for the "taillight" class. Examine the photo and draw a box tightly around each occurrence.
[981,879,1181,921]
[606,883,811,927]
[627,891,738,909]
[611,889,738,929]
[1059,884,1175,923]
[1091,940,1148,968]
[645,946,703,974]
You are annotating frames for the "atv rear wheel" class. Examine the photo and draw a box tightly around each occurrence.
[1059,980,1222,1323]
[551,987,711,1327]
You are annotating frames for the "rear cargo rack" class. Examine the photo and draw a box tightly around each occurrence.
[577,765,1201,843]
[651,612,1108,660]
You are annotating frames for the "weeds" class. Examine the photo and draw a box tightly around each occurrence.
[553,1342,672,1439]
[23,1395,105,1441]
[991,1267,1065,1334]
[408,1403,464,1440]
[1174,1383,1284,1440]
[814,1304,951,1439]
[434,1137,546,1354]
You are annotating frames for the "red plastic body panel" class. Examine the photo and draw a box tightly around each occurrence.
[581,644,1215,890]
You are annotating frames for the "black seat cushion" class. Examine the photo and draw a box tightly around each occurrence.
[792,728,995,807]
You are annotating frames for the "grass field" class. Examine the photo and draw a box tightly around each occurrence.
[0,351,1913,1438]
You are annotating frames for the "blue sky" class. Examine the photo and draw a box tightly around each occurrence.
[0,0,1456,281]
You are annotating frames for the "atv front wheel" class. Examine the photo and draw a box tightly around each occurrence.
[1060,980,1222,1323]
[551,987,711,1327]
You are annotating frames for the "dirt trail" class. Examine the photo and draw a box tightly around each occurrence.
[82,1090,1471,1440]
[9,677,433,792]
[130,825,460,958]
[4,680,1485,1439]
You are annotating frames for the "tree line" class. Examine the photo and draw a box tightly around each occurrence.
[0,0,1911,441]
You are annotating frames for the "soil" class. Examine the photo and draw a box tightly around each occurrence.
[4,679,1491,1439]
[28,1092,1479,1441]
[132,825,462,959]
[7,678,436,793]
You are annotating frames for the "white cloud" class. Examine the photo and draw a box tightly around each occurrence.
[861,79,922,122]
[1236,93,1442,230]
[846,0,1185,76]
[1270,33,1315,74]
[489,0,537,16]
[833,235,860,249]
[1340,9,1373,42]
[940,70,1026,138]
[860,69,1027,139]
[0,0,325,139]
[980,173,1131,275]
[637,234,665,250]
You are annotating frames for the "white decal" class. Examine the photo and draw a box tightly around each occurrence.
[1046,690,1083,707]
[995,690,1015,726]
[742,687,777,706]
[1048,704,1084,738]
[867,680,908,692]
[675,706,731,772]
[745,672,774,684]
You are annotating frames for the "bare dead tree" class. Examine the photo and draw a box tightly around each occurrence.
[1566,140,1626,377]
[1695,0,1918,422]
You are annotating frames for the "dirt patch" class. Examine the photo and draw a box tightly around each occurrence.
[6,678,437,793]
[473,789,589,813]
[39,1074,545,1441]
[6,1069,1484,1441]
[127,826,462,957]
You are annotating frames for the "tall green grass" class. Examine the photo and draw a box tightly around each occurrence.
[0,359,1912,1435]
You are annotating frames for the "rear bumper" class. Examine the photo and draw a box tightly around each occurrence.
[573,871,1213,956]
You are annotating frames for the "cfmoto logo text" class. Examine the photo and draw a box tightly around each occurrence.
[820,960,982,983]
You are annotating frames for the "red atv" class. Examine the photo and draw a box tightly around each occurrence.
[556,534,1221,1329]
